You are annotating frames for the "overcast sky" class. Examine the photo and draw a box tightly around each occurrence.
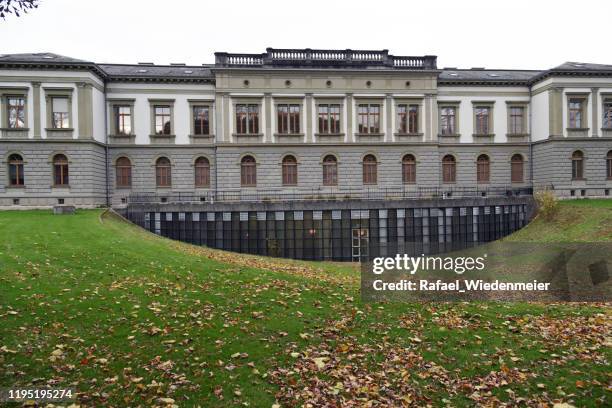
[1,0,610,70]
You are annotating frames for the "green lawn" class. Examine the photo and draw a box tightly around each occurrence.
[507,199,612,242]
[0,201,610,407]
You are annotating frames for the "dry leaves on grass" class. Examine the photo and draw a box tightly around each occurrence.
[171,241,357,285]
[269,307,611,407]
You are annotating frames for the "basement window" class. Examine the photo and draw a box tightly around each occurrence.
[58,198,65,204]
[12,198,20,205]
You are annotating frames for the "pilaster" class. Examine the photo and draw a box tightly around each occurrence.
[592,87,599,137]
[346,93,353,142]
[264,93,272,143]
[305,93,313,143]
[32,82,41,138]
[385,93,392,142]
[77,82,93,139]
[548,87,563,138]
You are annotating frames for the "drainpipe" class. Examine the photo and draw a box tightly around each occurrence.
[103,81,110,207]
[213,144,218,204]
[528,83,534,192]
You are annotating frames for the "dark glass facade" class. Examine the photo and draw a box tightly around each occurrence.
[126,204,527,262]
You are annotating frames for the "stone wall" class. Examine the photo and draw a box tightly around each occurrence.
[0,141,107,207]
[532,138,612,197]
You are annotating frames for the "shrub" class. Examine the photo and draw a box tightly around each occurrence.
[534,190,559,221]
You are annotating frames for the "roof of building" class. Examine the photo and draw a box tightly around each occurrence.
[529,61,612,83]
[553,61,612,71]
[98,64,214,83]
[439,69,541,85]
[0,52,610,86]
[0,52,90,64]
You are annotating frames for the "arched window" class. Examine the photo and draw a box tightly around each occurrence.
[511,154,524,183]
[571,151,584,180]
[194,156,210,188]
[53,154,69,186]
[606,151,612,180]
[362,154,378,185]
[322,155,338,186]
[240,155,256,187]
[442,155,456,183]
[155,157,171,187]
[115,157,132,188]
[476,154,490,184]
[8,154,24,186]
[402,154,416,184]
[282,155,298,186]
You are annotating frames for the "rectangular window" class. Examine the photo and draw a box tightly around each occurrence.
[193,106,210,135]
[475,107,491,134]
[248,105,259,133]
[7,97,25,129]
[317,104,341,134]
[357,104,380,134]
[440,107,456,135]
[397,104,407,133]
[114,106,132,135]
[603,102,612,129]
[509,106,524,134]
[408,105,418,133]
[52,97,70,129]
[235,104,259,134]
[277,104,300,134]
[154,106,171,135]
[568,99,583,128]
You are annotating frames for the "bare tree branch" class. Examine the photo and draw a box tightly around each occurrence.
[0,0,39,19]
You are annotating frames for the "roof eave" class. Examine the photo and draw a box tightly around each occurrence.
[0,60,108,80]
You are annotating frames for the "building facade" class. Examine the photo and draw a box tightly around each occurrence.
[0,48,611,208]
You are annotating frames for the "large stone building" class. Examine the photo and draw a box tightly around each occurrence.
[0,48,611,208]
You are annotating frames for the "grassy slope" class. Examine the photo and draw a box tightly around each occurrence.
[507,199,612,242]
[0,203,609,407]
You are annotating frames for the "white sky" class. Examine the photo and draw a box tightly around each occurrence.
[1,0,610,70]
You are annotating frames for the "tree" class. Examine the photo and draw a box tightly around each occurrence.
[0,0,39,19]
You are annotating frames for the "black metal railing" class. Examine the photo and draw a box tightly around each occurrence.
[127,186,534,205]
